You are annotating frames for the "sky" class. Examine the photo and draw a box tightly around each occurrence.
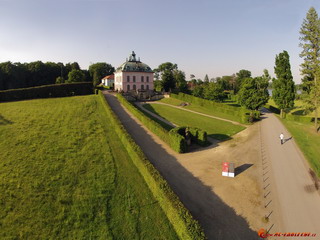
[1,0,320,83]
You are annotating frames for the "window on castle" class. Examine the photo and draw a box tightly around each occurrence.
[146,76,149,82]
[133,76,136,82]
[127,76,130,82]
[141,85,144,90]
[141,76,144,82]
[133,84,136,90]
[146,85,149,90]
[127,85,130,91]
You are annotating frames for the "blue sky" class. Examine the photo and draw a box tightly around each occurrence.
[1,0,319,83]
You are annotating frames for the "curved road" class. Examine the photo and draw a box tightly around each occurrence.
[260,109,320,237]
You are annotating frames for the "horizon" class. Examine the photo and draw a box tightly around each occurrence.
[1,0,320,83]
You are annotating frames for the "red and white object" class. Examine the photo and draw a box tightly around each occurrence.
[222,162,235,177]
[222,162,229,176]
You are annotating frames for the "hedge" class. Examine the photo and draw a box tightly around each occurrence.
[98,91,206,240]
[286,114,318,124]
[116,93,187,153]
[0,82,93,102]
[170,93,250,124]
[171,127,208,147]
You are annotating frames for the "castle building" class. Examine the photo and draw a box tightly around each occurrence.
[114,51,154,92]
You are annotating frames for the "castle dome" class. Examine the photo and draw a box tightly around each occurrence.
[116,51,153,73]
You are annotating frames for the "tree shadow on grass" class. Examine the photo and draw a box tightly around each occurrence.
[104,93,260,240]
[0,114,14,125]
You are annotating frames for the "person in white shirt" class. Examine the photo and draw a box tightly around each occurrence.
[280,133,284,145]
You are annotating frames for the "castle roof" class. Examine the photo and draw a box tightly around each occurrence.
[116,51,153,73]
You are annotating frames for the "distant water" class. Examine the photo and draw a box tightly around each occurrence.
[268,89,302,96]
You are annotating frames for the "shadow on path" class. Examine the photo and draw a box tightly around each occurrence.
[104,92,259,240]
[235,164,254,176]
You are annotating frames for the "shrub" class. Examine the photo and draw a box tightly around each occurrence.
[0,82,93,102]
[98,91,205,240]
[171,126,208,147]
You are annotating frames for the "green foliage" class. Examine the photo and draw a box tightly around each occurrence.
[169,127,208,147]
[192,85,204,98]
[55,76,65,84]
[203,82,226,102]
[204,74,209,83]
[174,70,188,93]
[238,77,269,112]
[273,51,295,118]
[116,94,187,153]
[89,62,115,87]
[67,69,86,83]
[171,93,251,124]
[0,95,178,239]
[98,92,206,240]
[0,82,93,102]
[143,103,245,140]
[235,69,251,92]
[162,70,176,92]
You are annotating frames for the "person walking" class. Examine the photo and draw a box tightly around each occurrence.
[279,133,284,145]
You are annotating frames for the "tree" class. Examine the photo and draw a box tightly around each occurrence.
[154,62,178,92]
[56,76,65,84]
[238,77,269,121]
[89,62,115,87]
[273,51,295,118]
[162,70,175,92]
[67,69,85,83]
[300,7,320,131]
[203,82,226,102]
[192,85,204,98]
[174,70,188,92]
[235,69,251,93]
[204,74,209,83]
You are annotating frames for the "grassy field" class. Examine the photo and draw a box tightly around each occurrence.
[143,103,245,141]
[158,98,244,123]
[0,95,178,239]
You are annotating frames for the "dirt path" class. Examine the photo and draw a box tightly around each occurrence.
[145,101,246,127]
[260,109,320,237]
[103,92,266,240]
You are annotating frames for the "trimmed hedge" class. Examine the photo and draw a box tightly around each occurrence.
[98,91,205,240]
[171,127,208,147]
[264,104,281,114]
[116,94,187,153]
[170,93,250,124]
[286,114,318,124]
[0,82,93,102]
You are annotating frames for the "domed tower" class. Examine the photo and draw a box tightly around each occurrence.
[114,51,154,92]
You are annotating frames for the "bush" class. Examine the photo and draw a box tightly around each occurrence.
[98,91,205,240]
[171,93,250,123]
[170,126,208,147]
[0,82,93,102]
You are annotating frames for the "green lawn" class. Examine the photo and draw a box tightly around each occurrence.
[0,95,178,239]
[158,98,244,123]
[143,104,245,141]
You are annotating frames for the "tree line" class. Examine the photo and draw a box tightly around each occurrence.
[0,61,114,91]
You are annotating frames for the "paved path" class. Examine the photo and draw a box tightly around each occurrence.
[103,92,259,240]
[260,109,320,237]
[144,101,247,127]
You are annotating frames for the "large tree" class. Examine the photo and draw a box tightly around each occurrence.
[235,69,251,93]
[203,82,226,102]
[89,62,114,87]
[67,69,86,83]
[154,62,178,92]
[238,77,269,121]
[300,6,320,131]
[273,51,295,118]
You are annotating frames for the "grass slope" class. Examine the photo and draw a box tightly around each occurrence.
[158,98,244,123]
[143,103,245,141]
[0,95,178,239]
